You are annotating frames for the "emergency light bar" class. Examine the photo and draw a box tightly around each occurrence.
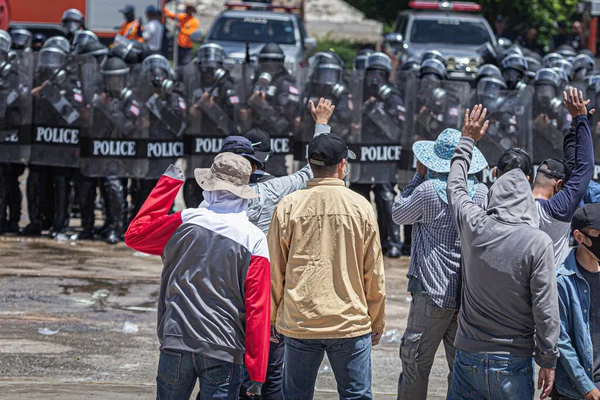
[224,1,301,14]
[409,1,482,12]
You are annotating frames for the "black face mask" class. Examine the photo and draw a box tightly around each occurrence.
[582,232,600,260]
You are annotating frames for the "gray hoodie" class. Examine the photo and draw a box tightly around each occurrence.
[447,137,559,369]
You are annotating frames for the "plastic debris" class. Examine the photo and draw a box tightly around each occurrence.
[383,329,402,344]
[54,233,69,242]
[133,251,151,257]
[38,328,60,335]
[122,321,139,334]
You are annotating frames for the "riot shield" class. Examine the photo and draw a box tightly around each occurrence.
[0,50,34,164]
[137,66,186,180]
[80,64,149,178]
[477,87,533,165]
[531,102,570,163]
[30,54,96,168]
[182,61,241,179]
[348,72,405,184]
[394,70,418,149]
[414,78,472,143]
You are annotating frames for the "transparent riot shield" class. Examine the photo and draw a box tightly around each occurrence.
[0,50,34,164]
[531,101,571,163]
[30,54,95,168]
[394,70,418,149]
[349,72,404,184]
[414,78,472,143]
[80,64,149,178]
[138,66,186,180]
[477,87,533,165]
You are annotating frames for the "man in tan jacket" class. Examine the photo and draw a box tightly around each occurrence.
[268,133,386,399]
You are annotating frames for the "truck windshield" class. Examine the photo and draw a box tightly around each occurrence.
[410,19,491,45]
[208,16,296,45]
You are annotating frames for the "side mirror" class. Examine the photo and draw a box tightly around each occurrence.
[304,37,317,50]
[384,33,404,45]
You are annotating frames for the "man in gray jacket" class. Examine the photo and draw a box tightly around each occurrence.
[446,104,560,400]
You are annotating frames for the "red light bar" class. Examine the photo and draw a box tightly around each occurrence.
[409,1,482,12]
[224,1,301,13]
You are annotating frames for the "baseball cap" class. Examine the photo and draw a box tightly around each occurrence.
[220,136,265,170]
[572,203,600,232]
[119,5,135,14]
[244,128,272,164]
[538,158,571,182]
[497,148,532,178]
[307,133,356,166]
[146,5,159,15]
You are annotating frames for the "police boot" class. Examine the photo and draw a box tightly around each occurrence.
[375,183,402,259]
[49,171,70,238]
[74,177,96,240]
[183,178,203,208]
[21,167,43,236]
[6,172,22,234]
[102,178,124,245]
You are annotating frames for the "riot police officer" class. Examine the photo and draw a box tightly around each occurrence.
[23,38,88,237]
[572,54,595,83]
[31,34,47,52]
[110,40,151,65]
[61,9,86,43]
[77,56,142,244]
[501,53,528,91]
[183,43,240,208]
[543,52,563,68]
[131,55,187,218]
[532,68,570,162]
[0,30,31,233]
[353,48,374,72]
[351,52,404,258]
[242,42,301,176]
[10,29,32,52]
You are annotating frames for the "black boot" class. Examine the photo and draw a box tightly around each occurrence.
[73,177,96,240]
[102,178,125,245]
[49,168,71,238]
[6,164,24,234]
[375,183,402,259]
[21,166,44,236]
[401,225,412,256]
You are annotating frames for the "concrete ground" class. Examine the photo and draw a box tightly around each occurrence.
[0,234,458,399]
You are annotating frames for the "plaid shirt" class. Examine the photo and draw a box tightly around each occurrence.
[392,172,488,310]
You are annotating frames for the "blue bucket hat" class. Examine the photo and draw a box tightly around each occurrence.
[412,128,487,174]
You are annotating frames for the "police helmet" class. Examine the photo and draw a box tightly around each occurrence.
[551,68,569,87]
[77,40,108,58]
[525,56,542,74]
[366,52,392,73]
[101,56,130,95]
[542,53,563,68]
[477,76,507,95]
[37,47,67,73]
[258,43,285,63]
[111,41,146,64]
[399,57,420,73]
[73,30,98,52]
[142,54,171,87]
[556,44,577,59]
[476,64,502,82]
[534,68,562,89]
[196,43,225,68]
[476,42,499,65]
[419,58,446,80]
[421,50,445,66]
[353,48,374,71]
[552,59,574,80]
[61,8,85,35]
[501,54,527,74]
[43,36,71,54]
[10,28,32,50]
[572,54,594,74]
[313,63,343,86]
[0,30,11,55]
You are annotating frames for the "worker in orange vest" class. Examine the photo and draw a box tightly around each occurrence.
[117,4,143,44]
[163,2,200,66]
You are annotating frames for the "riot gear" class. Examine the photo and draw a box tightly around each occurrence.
[143,55,175,96]
[534,68,563,115]
[366,52,393,74]
[421,50,445,66]
[476,42,499,66]
[556,44,577,59]
[111,41,147,65]
[61,8,85,41]
[0,30,11,57]
[572,54,594,81]
[32,34,46,52]
[399,58,420,75]
[497,37,513,48]
[552,59,574,81]
[353,49,374,71]
[258,42,285,75]
[477,76,507,109]
[100,56,130,98]
[501,54,528,90]
[312,63,345,99]
[476,64,502,83]
[10,29,32,51]
[43,36,71,54]
[72,30,99,53]
[196,43,225,69]
[543,53,563,68]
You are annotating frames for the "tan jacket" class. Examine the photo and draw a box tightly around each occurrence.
[268,178,386,340]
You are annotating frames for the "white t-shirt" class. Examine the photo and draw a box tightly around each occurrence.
[143,20,164,52]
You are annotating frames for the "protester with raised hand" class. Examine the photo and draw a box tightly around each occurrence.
[533,87,594,266]
[392,127,488,400]
[446,105,559,400]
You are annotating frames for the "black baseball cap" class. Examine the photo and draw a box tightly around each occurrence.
[220,136,265,170]
[538,158,571,182]
[244,128,272,164]
[497,148,532,177]
[572,203,600,232]
[119,5,135,14]
[307,133,356,166]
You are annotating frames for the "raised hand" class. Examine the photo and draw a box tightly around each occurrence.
[309,97,335,125]
[563,87,591,117]
[461,104,489,142]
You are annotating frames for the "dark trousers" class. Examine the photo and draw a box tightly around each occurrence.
[0,163,25,232]
[178,46,192,66]
[26,165,73,233]
[240,337,285,400]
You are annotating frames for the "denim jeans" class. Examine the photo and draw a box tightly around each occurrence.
[156,349,243,400]
[447,349,535,400]
[240,333,285,400]
[283,333,372,400]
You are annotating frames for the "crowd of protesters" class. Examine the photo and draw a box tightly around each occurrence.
[126,86,600,400]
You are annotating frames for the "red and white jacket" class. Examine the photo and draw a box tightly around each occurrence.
[125,165,270,383]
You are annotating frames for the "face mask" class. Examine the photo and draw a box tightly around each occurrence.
[582,232,600,260]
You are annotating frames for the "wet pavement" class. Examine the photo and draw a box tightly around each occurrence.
[0,236,453,399]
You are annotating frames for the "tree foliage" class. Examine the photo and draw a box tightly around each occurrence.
[345,0,581,40]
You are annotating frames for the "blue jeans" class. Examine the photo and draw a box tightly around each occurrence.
[283,334,372,400]
[240,332,285,400]
[156,349,242,400]
[447,349,535,400]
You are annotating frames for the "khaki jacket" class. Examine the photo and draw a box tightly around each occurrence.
[268,178,386,339]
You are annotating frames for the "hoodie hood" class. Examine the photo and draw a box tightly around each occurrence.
[203,190,248,214]
[486,169,539,227]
